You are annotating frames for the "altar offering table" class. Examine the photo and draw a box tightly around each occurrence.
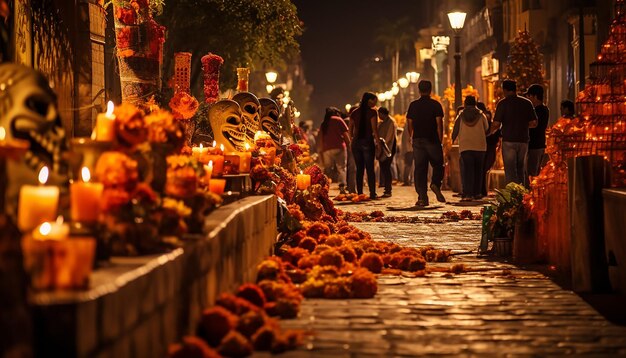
[31,195,277,358]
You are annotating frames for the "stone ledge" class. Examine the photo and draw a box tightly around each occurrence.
[31,195,277,358]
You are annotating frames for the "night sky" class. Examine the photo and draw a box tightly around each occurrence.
[293,0,431,123]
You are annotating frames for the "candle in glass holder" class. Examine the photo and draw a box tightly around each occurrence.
[95,101,116,141]
[18,166,59,232]
[296,170,311,190]
[70,167,103,223]
[208,178,226,195]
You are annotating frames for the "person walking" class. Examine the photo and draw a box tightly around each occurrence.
[400,118,414,186]
[377,107,397,197]
[406,80,446,206]
[342,110,357,193]
[490,80,538,185]
[525,84,549,179]
[349,92,380,199]
[452,96,489,201]
[318,107,350,194]
[477,101,498,198]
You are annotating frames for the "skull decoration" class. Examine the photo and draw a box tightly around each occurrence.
[0,63,67,216]
[232,92,260,145]
[208,99,246,152]
[259,98,281,147]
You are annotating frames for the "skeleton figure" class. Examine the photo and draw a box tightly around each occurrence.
[0,64,67,218]
[208,99,246,152]
[232,92,260,145]
[259,98,281,147]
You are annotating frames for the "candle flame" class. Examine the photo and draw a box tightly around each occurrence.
[81,167,91,182]
[106,101,114,116]
[56,216,64,225]
[209,160,213,168]
[220,144,224,151]
[38,166,49,184]
[300,170,303,175]
[245,143,251,150]
[39,222,52,236]
[0,126,5,141]
[200,143,204,149]
[212,140,217,147]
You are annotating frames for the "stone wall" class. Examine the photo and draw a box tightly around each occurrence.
[31,195,277,358]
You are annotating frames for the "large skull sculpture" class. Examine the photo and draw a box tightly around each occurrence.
[208,99,246,152]
[0,63,67,217]
[232,92,260,145]
[259,98,281,147]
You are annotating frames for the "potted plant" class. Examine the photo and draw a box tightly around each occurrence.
[488,183,528,256]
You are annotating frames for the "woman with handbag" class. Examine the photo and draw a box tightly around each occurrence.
[377,107,397,197]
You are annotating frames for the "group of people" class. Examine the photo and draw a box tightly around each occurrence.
[314,78,575,207]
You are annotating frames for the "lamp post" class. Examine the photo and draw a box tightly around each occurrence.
[398,77,409,111]
[448,11,467,111]
[405,71,420,102]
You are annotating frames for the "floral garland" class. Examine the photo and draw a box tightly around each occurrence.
[201,53,224,104]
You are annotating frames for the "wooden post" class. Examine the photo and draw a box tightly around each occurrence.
[568,155,612,292]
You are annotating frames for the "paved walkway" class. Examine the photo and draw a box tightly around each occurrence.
[261,186,626,357]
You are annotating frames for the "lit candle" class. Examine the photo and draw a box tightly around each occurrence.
[192,143,209,161]
[203,144,224,176]
[70,167,104,223]
[18,166,59,232]
[296,170,311,190]
[239,143,252,173]
[32,216,70,241]
[95,101,116,141]
[208,178,226,195]
[204,161,213,182]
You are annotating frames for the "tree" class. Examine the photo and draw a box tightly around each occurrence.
[158,0,302,98]
[505,29,545,94]
[375,17,415,86]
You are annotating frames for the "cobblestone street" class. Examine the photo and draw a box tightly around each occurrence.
[261,185,626,357]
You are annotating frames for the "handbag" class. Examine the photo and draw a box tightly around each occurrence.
[376,138,392,161]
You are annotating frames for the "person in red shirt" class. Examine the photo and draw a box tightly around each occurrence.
[318,107,350,194]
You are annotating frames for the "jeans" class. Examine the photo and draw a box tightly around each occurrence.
[379,151,396,194]
[321,148,347,187]
[352,138,376,197]
[412,138,444,202]
[481,140,499,196]
[403,152,414,185]
[527,148,545,178]
[346,149,357,193]
[461,150,485,198]
[502,141,528,185]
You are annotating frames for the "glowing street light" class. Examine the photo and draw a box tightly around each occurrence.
[391,86,400,96]
[345,104,352,112]
[265,71,278,84]
[398,78,409,89]
[406,72,420,83]
[377,93,386,102]
[266,84,274,93]
[448,10,467,110]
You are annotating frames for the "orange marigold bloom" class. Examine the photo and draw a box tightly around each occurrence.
[169,91,199,120]
[359,252,384,273]
[196,306,238,347]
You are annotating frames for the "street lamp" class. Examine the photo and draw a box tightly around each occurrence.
[265,71,278,84]
[345,104,352,112]
[448,10,466,111]
[397,77,410,111]
[398,78,409,89]
[405,72,420,101]
[266,84,274,94]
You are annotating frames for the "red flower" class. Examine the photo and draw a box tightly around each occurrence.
[115,7,136,25]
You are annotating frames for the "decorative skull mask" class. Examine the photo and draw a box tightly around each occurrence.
[0,63,67,216]
[259,98,281,147]
[232,92,260,145]
[208,99,246,152]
